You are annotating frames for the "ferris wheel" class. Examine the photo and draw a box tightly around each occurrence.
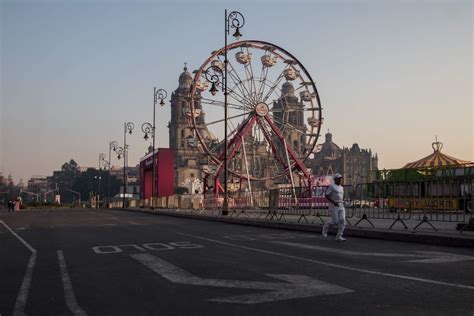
[189,40,323,193]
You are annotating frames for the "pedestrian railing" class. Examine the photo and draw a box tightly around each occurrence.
[142,182,473,234]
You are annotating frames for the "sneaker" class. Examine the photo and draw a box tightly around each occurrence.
[335,236,346,242]
[322,225,328,238]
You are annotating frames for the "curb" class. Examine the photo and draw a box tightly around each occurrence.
[115,208,474,248]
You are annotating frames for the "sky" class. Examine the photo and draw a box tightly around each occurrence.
[1,0,472,183]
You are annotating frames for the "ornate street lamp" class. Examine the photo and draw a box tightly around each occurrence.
[94,175,102,209]
[141,122,153,142]
[124,122,134,208]
[114,144,126,208]
[114,146,124,160]
[114,121,133,208]
[107,140,118,207]
[141,88,167,209]
[202,10,245,215]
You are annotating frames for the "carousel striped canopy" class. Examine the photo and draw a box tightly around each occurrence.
[403,140,470,169]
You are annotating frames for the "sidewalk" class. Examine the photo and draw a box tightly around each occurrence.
[121,207,474,248]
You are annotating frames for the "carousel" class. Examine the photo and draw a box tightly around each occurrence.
[370,138,473,211]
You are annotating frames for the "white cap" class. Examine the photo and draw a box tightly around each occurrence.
[333,173,343,179]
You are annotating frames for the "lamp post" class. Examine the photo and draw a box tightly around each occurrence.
[141,87,167,209]
[98,153,108,208]
[117,122,134,208]
[108,141,118,207]
[124,122,134,208]
[114,146,124,207]
[94,175,102,209]
[203,10,245,215]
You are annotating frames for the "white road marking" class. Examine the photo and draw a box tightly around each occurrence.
[57,251,87,316]
[224,232,315,241]
[177,232,474,291]
[273,241,474,263]
[0,221,35,253]
[132,253,352,304]
[129,221,140,225]
[0,220,37,316]
[92,246,123,254]
[118,244,146,251]
[92,242,204,254]
[406,251,474,263]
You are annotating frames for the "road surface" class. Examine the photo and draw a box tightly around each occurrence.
[1,209,473,315]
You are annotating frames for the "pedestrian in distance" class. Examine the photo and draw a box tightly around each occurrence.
[322,173,347,241]
[192,190,203,210]
[7,200,13,212]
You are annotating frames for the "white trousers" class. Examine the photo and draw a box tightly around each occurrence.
[324,207,346,238]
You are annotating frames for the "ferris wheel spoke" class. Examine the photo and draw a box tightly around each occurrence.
[270,115,307,136]
[216,55,249,99]
[270,107,319,113]
[243,64,257,104]
[227,73,255,108]
[200,97,247,111]
[226,86,254,109]
[206,112,251,127]
[224,57,255,105]
[265,116,307,160]
[261,72,285,104]
[226,73,251,106]
[227,116,240,138]
[214,72,253,109]
[243,46,258,103]
[294,84,305,92]
[211,56,251,107]
[256,65,269,101]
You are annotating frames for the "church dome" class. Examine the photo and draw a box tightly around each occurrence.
[319,131,341,158]
[281,81,295,96]
[178,63,192,89]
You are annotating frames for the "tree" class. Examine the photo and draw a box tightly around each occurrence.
[7,174,14,186]
[68,168,121,205]
[51,159,81,197]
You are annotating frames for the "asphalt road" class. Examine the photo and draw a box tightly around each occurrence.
[1,208,474,316]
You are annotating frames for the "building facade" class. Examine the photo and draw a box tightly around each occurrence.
[168,65,378,192]
[309,131,378,187]
[168,65,218,192]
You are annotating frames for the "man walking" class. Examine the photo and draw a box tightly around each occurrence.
[322,173,346,241]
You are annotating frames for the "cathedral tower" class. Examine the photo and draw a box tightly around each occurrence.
[272,81,307,155]
[168,64,216,191]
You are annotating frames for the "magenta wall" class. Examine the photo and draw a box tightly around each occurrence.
[140,148,175,199]
[156,148,175,197]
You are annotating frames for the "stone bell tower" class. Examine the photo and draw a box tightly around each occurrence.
[272,81,307,155]
[168,64,216,192]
